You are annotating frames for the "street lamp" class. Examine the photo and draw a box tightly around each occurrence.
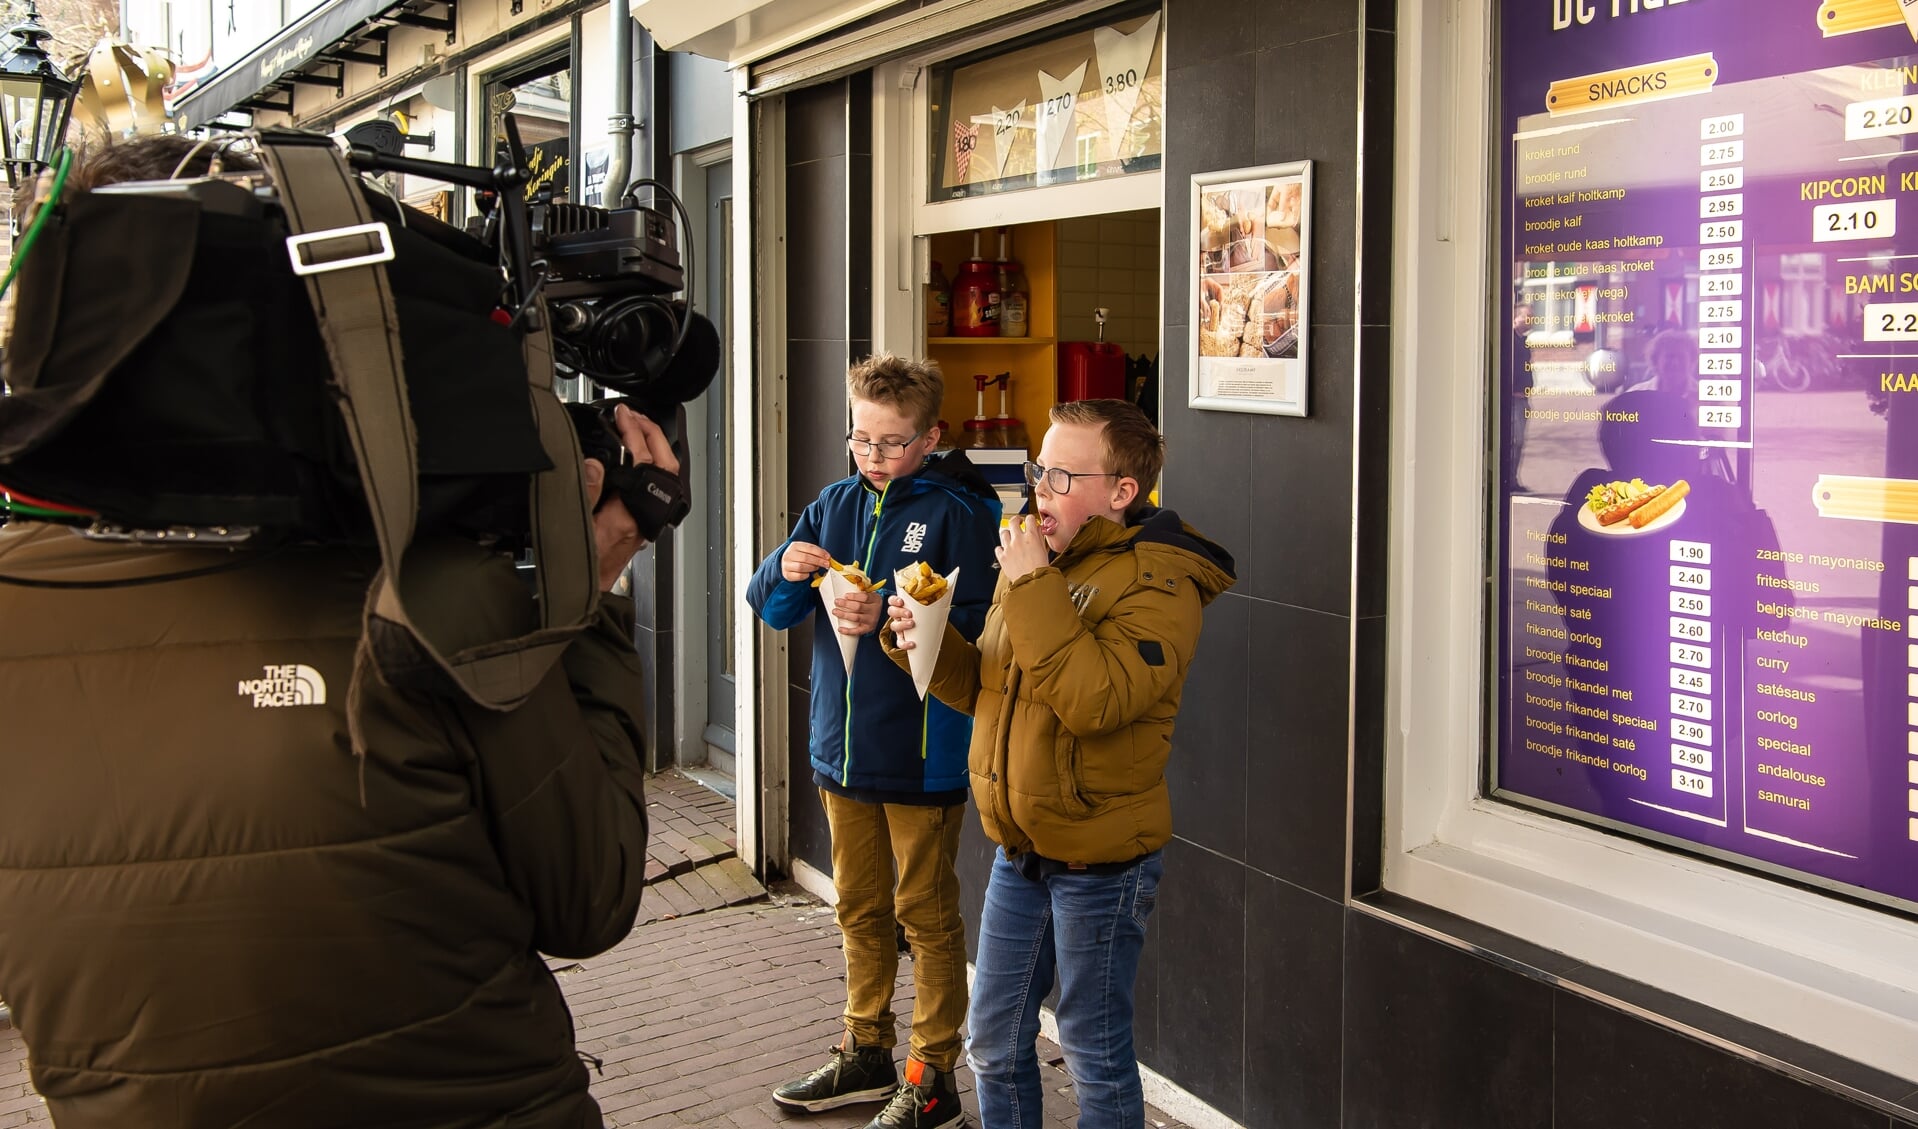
[0,2,75,190]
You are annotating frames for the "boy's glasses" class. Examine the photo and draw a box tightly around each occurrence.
[846,432,924,460]
[1024,461,1122,495]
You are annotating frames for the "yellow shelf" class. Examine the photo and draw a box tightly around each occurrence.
[928,336,1056,345]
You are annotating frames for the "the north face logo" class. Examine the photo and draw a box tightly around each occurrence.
[237,664,328,708]
[902,521,928,554]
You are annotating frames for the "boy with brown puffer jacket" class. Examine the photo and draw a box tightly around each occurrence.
[884,398,1234,1129]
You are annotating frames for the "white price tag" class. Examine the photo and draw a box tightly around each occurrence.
[1700,404,1742,429]
[1700,274,1743,297]
[1701,193,1744,218]
[1670,589,1712,616]
[1699,380,1743,402]
[1700,353,1742,375]
[990,101,1026,180]
[1672,744,1714,772]
[1814,199,1896,243]
[1036,62,1089,175]
[1673,769,1714,797]
[1702,140,1744,165]
[1670,540,1711,564]
[1672,718,1713,744]
[1865,302,1918,341]
[1671,640,1712,668]
[1671,668,1713,694]
[1845,93,1918,140]
[1700,247,1744,271]
[1701,220,1744,244]
[1701,325,1743,348]
[1700,114,1743,139]
[1671,566,1711,591]
[1092,12,1161,161]
[1700,167,1744,192]
[1671,617,1712,642]
[1700,299,1742,322]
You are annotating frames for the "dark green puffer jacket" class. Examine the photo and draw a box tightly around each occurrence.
[0,524,649,1128]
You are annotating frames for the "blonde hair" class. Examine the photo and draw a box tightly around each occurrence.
[848,354,944,432]
[1048,399,1164,515]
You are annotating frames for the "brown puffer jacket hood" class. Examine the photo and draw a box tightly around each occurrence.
[0,523,650,1128]
[899,507,1234,864]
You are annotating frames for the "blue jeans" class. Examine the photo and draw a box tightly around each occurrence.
[966,847,1163,1129]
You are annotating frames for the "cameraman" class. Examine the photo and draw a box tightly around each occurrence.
[0,136,667,1128]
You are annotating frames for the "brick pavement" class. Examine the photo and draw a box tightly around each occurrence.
[0,771,1187,1127]
[640,770,768,927]
[0,889,1188,1127]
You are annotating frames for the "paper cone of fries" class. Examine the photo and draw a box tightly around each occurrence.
[818,568,865,674]
[893,565,959,700]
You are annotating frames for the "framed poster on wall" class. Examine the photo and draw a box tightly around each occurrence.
[1189,161,1312,417]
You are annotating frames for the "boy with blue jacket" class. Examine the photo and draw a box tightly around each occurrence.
[747,354,1000,1128]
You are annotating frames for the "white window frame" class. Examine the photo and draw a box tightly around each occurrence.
[1386,0,1918,1080]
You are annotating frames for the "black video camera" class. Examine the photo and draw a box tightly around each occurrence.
[0,122,717,547]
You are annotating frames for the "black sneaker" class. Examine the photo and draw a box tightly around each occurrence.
[864,1058,964,1128]
[772,1041,898,1112]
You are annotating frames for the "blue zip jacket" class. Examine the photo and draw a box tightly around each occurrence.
[747,451,1002,796]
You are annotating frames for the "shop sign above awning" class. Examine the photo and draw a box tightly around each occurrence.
[636,0,925,67]
[172,0,454,131]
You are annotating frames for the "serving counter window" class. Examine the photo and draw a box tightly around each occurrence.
[1493,1,1918,915]
[926,3,1162,201]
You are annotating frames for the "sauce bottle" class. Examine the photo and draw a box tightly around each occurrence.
[926,260,951,337]
[950,231,1001,337]
[1000,259,1030,338]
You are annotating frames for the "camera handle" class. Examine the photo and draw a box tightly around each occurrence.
[343,143,541,316]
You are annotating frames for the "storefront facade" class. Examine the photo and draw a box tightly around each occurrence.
[663,0,1918,1123]
[122,0,749,825]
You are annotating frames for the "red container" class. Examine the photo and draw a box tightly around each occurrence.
[950,259,1001,337]
[1057,341,1126,401]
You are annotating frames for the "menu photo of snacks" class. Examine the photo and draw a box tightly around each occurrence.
[1189,162,1313,417]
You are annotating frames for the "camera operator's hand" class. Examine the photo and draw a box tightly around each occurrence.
[612,404,680,477]
[584,406,682,592]
[582,460,639,592]
[781,540,833,583]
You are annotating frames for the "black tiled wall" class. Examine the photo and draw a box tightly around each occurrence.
[782,75,871,874]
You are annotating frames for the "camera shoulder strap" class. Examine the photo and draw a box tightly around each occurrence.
[254,131,599,713]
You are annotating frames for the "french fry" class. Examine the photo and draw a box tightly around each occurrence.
[813,557,886,592]
[901,561,950,605]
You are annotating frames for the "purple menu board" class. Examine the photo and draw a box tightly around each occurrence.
[1497,0,1918,913]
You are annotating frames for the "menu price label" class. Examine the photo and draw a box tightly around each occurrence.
[1703,167,1746,191]
[1812,199,1896,242]
[1844,94,1918,140]
[1675,769,1714,797]
[1675,744,1715,771]
[1864,302,1918,341]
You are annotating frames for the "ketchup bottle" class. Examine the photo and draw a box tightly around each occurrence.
[950,231,1001,337]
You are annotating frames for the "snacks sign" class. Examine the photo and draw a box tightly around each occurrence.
[1498,0,1918,913]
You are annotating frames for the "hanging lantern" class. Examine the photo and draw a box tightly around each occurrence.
[0,1,78,189]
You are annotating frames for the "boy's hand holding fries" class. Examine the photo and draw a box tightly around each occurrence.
[886,563,960,699]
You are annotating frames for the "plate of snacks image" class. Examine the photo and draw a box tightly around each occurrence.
[892,562,961,700]
[816,559,887,672]
[1576,477,1690,537]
